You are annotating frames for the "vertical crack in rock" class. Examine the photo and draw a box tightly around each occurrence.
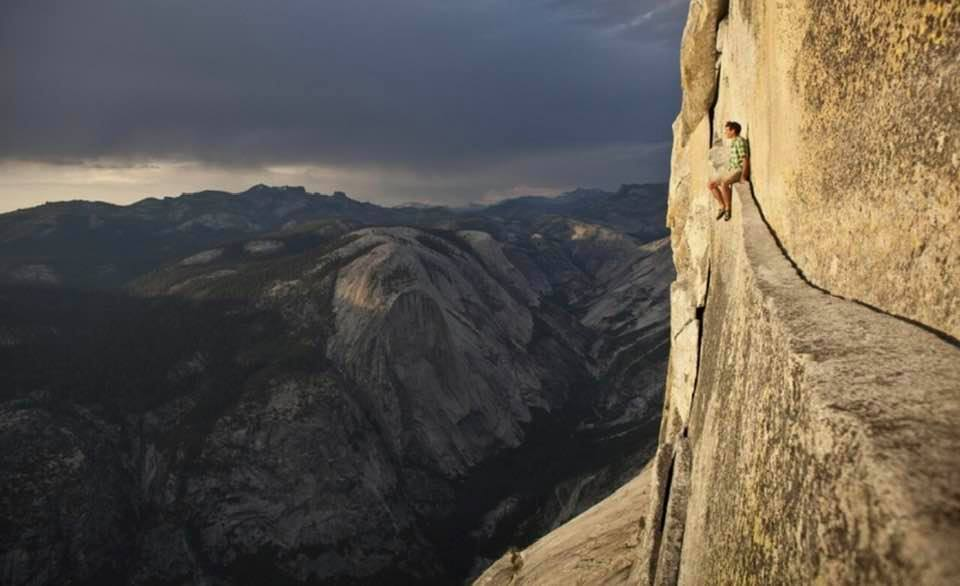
[630,253,706,585]
[652,438,691,586]
[686,265,710,440]
[708,40,723,145]
[629,440,675,585]
[653,452,675,548]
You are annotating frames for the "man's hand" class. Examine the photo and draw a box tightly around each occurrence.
[741,157,750,182]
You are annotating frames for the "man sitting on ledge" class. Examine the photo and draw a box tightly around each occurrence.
[708,121,750,222]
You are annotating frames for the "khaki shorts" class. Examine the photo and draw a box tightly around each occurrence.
[711,169,742,186]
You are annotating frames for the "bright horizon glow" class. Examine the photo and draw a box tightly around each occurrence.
[0,140,670,213]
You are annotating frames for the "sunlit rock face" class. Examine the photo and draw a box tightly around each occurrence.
[476,463,655,586]
[633,2,960,585]
[713,0,959,340]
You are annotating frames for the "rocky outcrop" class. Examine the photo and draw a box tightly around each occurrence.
[326,227,546,478]
[477,1,960,584]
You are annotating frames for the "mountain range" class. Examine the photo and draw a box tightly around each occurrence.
[0,184,672,585]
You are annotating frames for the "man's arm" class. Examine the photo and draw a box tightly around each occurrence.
[742,154,750,182]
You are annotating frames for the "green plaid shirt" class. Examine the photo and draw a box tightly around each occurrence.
[729,136,749,170]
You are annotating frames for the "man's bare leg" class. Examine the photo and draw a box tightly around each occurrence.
[720,181,733,212]
[708,180,725,209]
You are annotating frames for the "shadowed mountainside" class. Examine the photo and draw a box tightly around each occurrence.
[0,184,673,585]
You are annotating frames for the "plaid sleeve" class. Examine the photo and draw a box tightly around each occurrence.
[734,138,747,159]
[729,137,748,169]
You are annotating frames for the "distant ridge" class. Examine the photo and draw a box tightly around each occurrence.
[0,183,668,288]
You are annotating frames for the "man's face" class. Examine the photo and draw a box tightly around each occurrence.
[723,126,736,139]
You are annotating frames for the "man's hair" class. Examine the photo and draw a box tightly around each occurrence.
[724,121,742,135]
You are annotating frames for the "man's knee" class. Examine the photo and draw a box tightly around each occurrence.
[707,179,717,189]
[723,173,743,188]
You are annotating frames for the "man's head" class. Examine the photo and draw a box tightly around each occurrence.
[724,121,742,138]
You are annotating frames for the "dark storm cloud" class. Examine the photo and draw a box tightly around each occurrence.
[0,0,685,201]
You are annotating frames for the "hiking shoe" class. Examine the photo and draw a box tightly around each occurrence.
[723,209,731,221]
[716,208,726,220]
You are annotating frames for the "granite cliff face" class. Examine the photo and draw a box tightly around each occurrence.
[477,1,960,584]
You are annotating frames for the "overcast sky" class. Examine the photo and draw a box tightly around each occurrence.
[0,0,687,211]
